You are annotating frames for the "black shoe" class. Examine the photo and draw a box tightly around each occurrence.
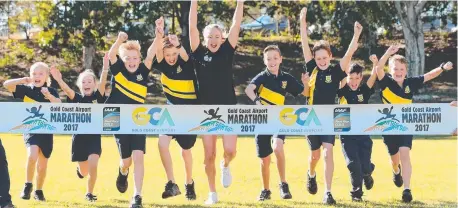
[279,182,292,199]
[20,183,33,200]
[402,189,413,203]
[85,193,97,202]
[161,181,181,199]
[307,172,318,195]
[34,190,46,201]
[257,189,271,201]
[323,192,336,205]
[363,175,374,190]
[1,202,15,208]
[77,167,84,179]
[351,188,363,202]
[116,168,129,193]
[130,195,142,208]
[393,165,403,188]
[185,181,197,200]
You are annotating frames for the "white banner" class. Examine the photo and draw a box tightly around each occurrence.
[1,102,456,135]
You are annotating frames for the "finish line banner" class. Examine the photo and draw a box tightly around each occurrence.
[0,102,456,135]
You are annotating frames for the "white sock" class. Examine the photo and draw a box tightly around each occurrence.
[404,187,410,190]
[120,168,129,176]
[308,170,316,178]
[134,192,141,197]
[393,168,400,175]
[325,189,331,193]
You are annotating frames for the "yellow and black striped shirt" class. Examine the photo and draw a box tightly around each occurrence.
[250,69,304,105]
[13,85,59,103]
[305,60,347,105]
[153,57,198,105]
[337,83,374,104]
[378,74,424,104]
[106,57,150,104]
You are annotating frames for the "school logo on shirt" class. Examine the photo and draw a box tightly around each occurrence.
[136,74,143,82]
[325,75,332,83]
[357,94,364,102]
[189,107,233,132]
[92,99,98,104]
[405,86,410,94]
[364,106,408,132]
[281,81,287,89]
[176,66,182,73]
[204,55,212,62]
[10,105,56,132]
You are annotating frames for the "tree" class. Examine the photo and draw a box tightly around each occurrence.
[7,1,52,40]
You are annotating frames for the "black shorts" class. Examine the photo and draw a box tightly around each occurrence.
[382,135,413,155]
[115,134,146,159]
[255,135,286,158]
[24,134,53,158]
[71,134,102,162]
[167,135,197,150]
[306,135,335,151]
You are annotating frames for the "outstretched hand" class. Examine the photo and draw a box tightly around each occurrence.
[50,65,62,81]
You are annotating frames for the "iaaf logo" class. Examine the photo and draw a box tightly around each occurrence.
[365,106,408,132]
[189,108,233,132]
[10,105,56,132]
[104,108,118,112]
[334,108,348,113]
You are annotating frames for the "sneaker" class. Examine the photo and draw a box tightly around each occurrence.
[20,182,33,200]
[323,192,336,205]
[33,190,46,201]
[1,203,15,208]
[279,182,292,199]
[77,167,84,179]
[307,172,318,195]
[130,195,142,208]
[402,189,413,203]
[350,188,363,202]
[393,165,403,188]
[162,181,181,199]
[257,189,271,201]
[204,192,218,205]
[364,163,375,190]
[85,193,97,202]
[116,168,129,193]
[185,181,197,200]
[220,160,232,188]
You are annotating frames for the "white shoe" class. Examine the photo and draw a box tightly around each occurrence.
[204,192,218,205]
[220,160,232,188]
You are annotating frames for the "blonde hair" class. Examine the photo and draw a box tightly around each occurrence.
[30,62,51,87]
[76,69,98,95]
[203,24,226,42]
[119,40,142,58]
[389,54,408,69]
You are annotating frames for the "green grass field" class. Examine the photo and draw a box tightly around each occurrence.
[1,134,457,208]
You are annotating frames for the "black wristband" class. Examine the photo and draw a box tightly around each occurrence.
[440,63,446,71]
[253,97,260,103]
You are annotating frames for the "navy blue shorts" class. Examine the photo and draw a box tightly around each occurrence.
[166,135,197,150]
[24,134,53,158]
[306,135,335,151]
[71,134,102,162]
[382,135,413,155]
[115,134,146,159]
[255,135,286,158]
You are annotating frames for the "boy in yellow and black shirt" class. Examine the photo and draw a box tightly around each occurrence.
[337,55,378,202]
[246,45,309,201]
[376,45,454,203]
[300,7,362,204]
[106,31,157,207]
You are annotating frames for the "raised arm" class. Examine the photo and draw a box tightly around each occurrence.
[3,77,30,92]
[144,30,160,70]
[98,53,110,96]
[50,65,75,100]
[366,54,379,88]
[245,84,261,105]
[169,34,189,61]
[424,62,453,83]
[108,32,128,64]
[189,1,200,52]
[301,72,310,96]
[300,8,313,63]
[376,45,399,80]
[227,0,244,48]
[155,18,165,63]
[340,22,363,73]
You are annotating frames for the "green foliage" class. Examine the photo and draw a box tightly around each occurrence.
[0,40,34,68]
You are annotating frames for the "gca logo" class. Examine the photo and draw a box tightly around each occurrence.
[132,107,175,126]
[279,108,321,126]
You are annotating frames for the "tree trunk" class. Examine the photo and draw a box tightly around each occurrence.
[394,1,426,77]
[177,1,190,52]
[82,44,95,71]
